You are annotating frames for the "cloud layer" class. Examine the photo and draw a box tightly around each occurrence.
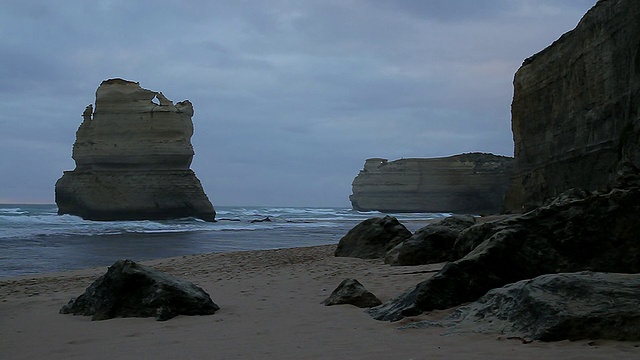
[0,0,596,206]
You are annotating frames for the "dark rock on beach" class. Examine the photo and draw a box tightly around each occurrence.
[431,272,640,342]
[322,278,382,308]
[385,215,476,266]
[368,185,640,322]
[335,216,412,259]
[369,0,640,324]
[60,259,219,321]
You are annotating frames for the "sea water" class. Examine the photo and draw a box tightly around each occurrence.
[0,204,448,277]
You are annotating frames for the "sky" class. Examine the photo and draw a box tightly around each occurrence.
[0,0,597,207]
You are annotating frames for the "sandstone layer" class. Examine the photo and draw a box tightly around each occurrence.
[55,78,215,221]
[350,153,513,214]
[504,0,640,212]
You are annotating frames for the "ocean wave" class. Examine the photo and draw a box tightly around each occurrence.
[0,208,28,215]
[0,204,446,242]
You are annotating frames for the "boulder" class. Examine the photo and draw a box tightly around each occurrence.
[367,185,640,321]
[335,216,412,259]
[435,272,640,341]
[385,215,476,266]
[450,215,522,260]
[504,0,640,212]
[350,153,513,214]
[60,259,219,321]
[55,78,215,221]
[322,279,382,308]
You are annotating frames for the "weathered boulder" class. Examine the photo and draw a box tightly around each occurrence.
[385,215,476,266]
[367,185,640,321]
[322,278,382,308]
[435,272,640,341]
[55,78,215,221]
[335,216,412,259]
[450,215,519,261]
[350,153,513,214]
[60,259,219,321]
[504,0,640,212]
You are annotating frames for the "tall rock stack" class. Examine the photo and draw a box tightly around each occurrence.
[350,153,513,214]
[55,79,215,221]
[504,0,640,212]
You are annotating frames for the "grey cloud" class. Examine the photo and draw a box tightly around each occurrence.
[0,0,597,206]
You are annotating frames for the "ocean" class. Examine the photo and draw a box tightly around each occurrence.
[0,204,448,278]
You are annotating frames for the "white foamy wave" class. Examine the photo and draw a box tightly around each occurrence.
[0,208,28,215]
[1,204,456,277]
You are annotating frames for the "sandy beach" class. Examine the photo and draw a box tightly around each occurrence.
[1,244,638,360]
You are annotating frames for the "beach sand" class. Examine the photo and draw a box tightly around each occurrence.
[1,244,638,359]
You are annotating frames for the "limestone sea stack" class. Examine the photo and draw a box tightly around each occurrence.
[504,0,640,212]
[55,79,215,221]
[350,153,513,214]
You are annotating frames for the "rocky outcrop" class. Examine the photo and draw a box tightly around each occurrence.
[322,279,382,308]
[420,272,640,342]
[367,184,640,321]
[60,259,219,321]
[384,215,476,266]
[55,79,215,221]
[334,216,412,259]
[350,153,513,214]
[504,0,640,212]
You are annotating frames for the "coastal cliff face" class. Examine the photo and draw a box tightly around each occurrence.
[504,0,640,212]
[55,79,215,221]
[350,153,513,214]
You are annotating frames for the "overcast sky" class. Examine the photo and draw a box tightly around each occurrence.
[1,0,596,207]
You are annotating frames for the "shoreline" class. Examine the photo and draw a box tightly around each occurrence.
[2,244,639,359]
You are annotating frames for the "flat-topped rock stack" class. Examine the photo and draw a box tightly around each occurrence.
[55,78,215,221]
[350,153,513,214]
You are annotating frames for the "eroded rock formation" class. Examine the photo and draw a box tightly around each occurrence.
[60,259,219,321]
[334,216,412,259]
[55,78,215,221]
[367,183,640,322]
[384,215,476,266]
[350,153,513,214]
[406,272,640,342]
[322,278,382,308]
[504,0,640,212]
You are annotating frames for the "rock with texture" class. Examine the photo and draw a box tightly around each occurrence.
[367,184,640,321]
[60,259,219,321]
[55,79,215,221]
[504,0,640,212]
[439,272,640,341]
[385,215,476,266]
[322,279,382,308]
[350,153,513,214]
[335,216,412,259]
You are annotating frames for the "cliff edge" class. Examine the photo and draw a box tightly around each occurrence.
[350,153,513,214]
[55,78,215,221]
[504,0,640,212]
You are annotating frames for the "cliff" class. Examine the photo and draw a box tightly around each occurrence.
[350,153,513,214]
[55,79,215,221]
[504,0,640,212]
